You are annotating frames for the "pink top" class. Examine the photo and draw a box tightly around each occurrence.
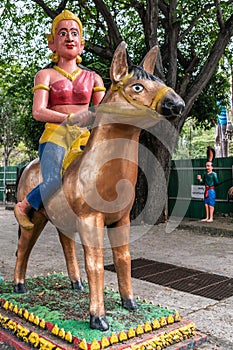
[49,69,95,107]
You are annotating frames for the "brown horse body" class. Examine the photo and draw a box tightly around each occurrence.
[14,42,185,330]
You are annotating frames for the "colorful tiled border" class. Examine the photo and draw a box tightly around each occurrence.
[0,312,62,350]
[0,310,208,350]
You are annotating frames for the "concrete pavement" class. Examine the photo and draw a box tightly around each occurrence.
[0,208,233,349]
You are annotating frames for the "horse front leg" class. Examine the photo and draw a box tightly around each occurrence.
[14,213,48,293]
[107,216,138,311]
[57,230,84,291]
[77,214,108,331]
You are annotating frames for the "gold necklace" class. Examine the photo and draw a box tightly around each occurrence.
[53,65,82,81]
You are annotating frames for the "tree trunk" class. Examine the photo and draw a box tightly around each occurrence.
[215,124,229,158]
[131,120,179,224]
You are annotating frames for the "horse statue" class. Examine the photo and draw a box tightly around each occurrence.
[14,42,185,331]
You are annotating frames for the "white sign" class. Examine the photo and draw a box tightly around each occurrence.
[191,185,205,199]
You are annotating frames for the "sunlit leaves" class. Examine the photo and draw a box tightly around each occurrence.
[0,0,232,164]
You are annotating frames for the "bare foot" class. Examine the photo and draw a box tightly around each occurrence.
[14,203,34,230]
[201,218,208,222]
[207,219,213,222]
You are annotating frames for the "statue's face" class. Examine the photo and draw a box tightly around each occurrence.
[52,19,84,59]
[206,162,213,173]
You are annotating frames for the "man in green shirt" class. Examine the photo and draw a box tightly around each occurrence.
[197,161,219,222]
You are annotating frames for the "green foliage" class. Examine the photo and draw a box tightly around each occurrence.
[189,66,231,129]
[0,57,43,164]
[0,0,232,165]
[173,118,233,159]
[173,122,216,159]
[0,1,49,67]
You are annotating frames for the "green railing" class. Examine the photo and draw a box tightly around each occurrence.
[0,165,25,203]
[1,158,233,218]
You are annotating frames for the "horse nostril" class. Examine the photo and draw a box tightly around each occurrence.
[173,101,185,115]
[162,99,185,117]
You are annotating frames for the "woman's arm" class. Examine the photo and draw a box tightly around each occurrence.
[32,69,68,123]
[92,73,106,106]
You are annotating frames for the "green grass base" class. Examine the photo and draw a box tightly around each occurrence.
[0,273,178,345]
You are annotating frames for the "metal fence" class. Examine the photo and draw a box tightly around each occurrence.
[0,166,23,204]
[1,158,233,218]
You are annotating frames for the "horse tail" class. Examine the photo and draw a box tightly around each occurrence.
[15,165,27,200]
[16,225,21,257]
[15,165,28,249]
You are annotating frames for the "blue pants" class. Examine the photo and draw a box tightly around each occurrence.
[27,142,66,210]
[204,189,216,207]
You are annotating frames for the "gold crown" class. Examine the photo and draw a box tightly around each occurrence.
[46,10,84,43]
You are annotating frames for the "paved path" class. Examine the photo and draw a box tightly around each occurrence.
[0,208,233,349]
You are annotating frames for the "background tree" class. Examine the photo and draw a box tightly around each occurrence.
[0,58,42,164]
[0,61,27,165]
[0,0,232,223]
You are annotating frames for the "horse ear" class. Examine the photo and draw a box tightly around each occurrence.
[110,41,128,83]
[140,46,158,74]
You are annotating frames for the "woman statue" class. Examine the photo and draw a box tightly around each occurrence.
[14,10,106,230]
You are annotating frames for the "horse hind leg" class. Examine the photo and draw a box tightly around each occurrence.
[14,212,48,293]
[57,230,84,291]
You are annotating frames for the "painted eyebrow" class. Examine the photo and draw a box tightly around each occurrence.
[58,27,79,32]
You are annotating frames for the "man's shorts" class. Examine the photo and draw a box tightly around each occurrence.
[204,189,216,206]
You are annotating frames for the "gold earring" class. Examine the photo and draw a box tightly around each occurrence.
[76,55,82,64]
[51,53,59,63]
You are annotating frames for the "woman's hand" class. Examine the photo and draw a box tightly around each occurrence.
[67,109,95,127]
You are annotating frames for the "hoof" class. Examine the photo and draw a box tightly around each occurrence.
[90,315,109,331]
[14,283,27,294]
[71,280,85,292]
[122,298,138,311]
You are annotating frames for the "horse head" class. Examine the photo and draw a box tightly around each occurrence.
[102,42,185,120]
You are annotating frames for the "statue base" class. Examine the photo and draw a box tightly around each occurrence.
[0,273,208,349]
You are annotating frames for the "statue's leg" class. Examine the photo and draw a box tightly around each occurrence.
[57,230,84,291]
[77,215,109,331]
[107,216,138,311]
[14,212,48,293]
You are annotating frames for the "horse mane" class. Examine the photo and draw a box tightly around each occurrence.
[129,65,163,83]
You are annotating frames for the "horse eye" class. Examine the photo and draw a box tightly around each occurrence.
[132,84,144,93]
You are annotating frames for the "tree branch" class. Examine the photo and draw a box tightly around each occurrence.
[32,0,68,18]
[166,0,180,88]
[214,0,225,29]
[158,0,169,17]
[179,3,214,42]
[145,0,159,49]
[92,0,123,46]
[85,41,114,60]
[129,0,145,21]
[180,13,233,125]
